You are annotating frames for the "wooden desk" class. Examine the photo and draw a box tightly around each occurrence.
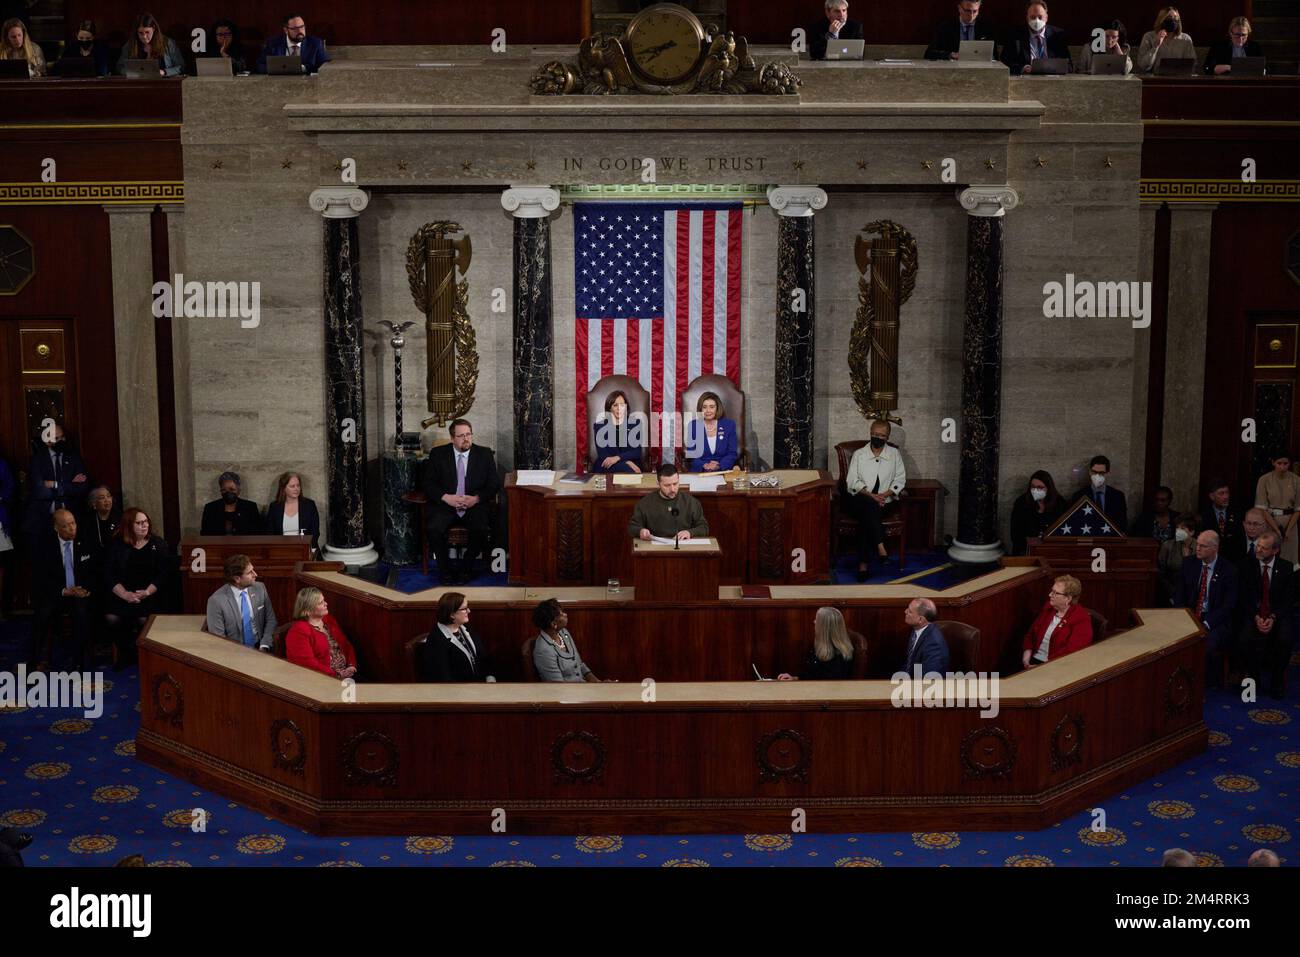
[179,536,313,621]
[1029,537,1159,630]
[136,608,1206,835]
[632,538,721,602]
[506,469,833,587]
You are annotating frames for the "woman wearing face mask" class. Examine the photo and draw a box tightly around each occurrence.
[62,19,110,76]
[1157,513,1199,605]
[1255,452,1300,564]
[1,18,46,76]
[1136,6,1195,74]
[1078,18,1132,74]
[1010,470,1063,555]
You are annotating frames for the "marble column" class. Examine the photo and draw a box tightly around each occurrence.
[949,186,1019,565]
[767,185,827,468]
[309,187,379,566]
[502,186,560,470]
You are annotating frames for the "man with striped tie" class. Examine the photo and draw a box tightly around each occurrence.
[205,554,277,652]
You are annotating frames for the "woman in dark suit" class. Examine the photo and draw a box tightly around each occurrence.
[285,587,357,679]
[105,507,172,668]
[63,19,111,75]
[264,471,320,551]
[591,390,644,474]
[418,592,494,682]
[1022,575,1093,668]
[1009,469,1064,555]
[684,391,739,473]
[778,607,856,680]
[1203,16,1263,74]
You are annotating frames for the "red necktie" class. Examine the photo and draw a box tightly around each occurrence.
[1196,564,1209,619]
[1260,563,1271,619]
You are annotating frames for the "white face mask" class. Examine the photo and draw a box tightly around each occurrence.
[1175,528,1189,542]
[1028,17,1046,32]
[1030,487,1047,501]
[1090,473,1106,489]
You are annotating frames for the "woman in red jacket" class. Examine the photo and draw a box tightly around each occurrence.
[285,587,358,679]
[1022,574,1093,668]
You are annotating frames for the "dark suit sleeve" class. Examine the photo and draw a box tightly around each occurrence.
[311,38,331,72]
[241,501,264,534]
[148,539,172,592]
[924,21,956,60]
[422,449,447,504]
[808,19,829,60]
[920,629,950,675]
[255,39,271,74]
[478,450,501,499]
[104,541,127,592]
[1052,29,1073,69]
[304,499,321,550]
[200,502,221,535]
[418,636,450,682]
[1174,561,1190,609]
[1208,564,1238,631]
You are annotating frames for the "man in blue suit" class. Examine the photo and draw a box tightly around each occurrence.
[256,13,330,74]
[900,598,950,676]
[1080,454,1128,534]
[1174,530,1238,688]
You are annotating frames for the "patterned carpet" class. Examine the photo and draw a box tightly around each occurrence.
[1,617,1295,867]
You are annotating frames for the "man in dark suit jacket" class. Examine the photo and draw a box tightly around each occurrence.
[1080,454,1127,534]
[256,13,330,74]
[28,509,94,670]
[925,0,998,60]
[422,418,500,584]
[1235,531,1292,699]
[1203,19,1263,75]
[1001,1,1072,75]
[200,471,264,535]
[808,0,865,60]
[1175,530,1239,688]
[23,424,89,536]
[900,598,950,676]
[1201,479,1245,562]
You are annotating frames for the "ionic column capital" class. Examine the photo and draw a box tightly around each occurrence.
[767,185,828,218]
[501,186,560,219]
[958,185,1020,218]
[309,187,370,219]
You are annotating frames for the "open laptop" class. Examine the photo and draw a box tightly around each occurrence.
[1154,56,1195,76]
[958,40,995,62]
[1089,53,1128,75]
[1029,57,1071,75]
[824,39,865,60]
[265,54,305,75]
[122,58,158,78]
[55,56,96,77]
[1232,56,1266,76]
[0,59,30,78]
[195,57,233,77]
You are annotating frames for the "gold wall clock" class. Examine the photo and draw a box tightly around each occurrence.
[624,3,706,86]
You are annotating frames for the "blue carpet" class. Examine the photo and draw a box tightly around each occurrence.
[1,618,1296,867]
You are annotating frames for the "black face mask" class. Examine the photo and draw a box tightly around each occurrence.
[1162,17,1180,33]
[80,41,93,52]
[870,437,887,449]
[221,490,239,504]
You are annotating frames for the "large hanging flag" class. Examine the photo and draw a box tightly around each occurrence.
[573,201,743,467]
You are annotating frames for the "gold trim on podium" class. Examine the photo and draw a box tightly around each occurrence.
[0,181,185,206]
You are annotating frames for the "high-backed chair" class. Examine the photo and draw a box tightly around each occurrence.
[680,373,747,469]
[404,632,429,683]
[271,622,291,659]
[1086,607,1109,642]
[833,439,907,566]
[585,374,652,471]
[850,630,869,679]
[934,620,981,673]
[520,636,539,682]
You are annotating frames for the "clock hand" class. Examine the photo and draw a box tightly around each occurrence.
[641,39,678,60]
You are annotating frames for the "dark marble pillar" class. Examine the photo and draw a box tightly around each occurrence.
[768,186,827,469]
[503,187,559,470]
[310,187,379,565]
[949,186,1019,564]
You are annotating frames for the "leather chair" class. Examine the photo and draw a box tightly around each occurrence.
[850,630,869,679]
[405,454,497,577]
[934,620,981,672]
[833,439,906,566]
[586,374,651,471]
[680,373,747,469]
[404,631,429,683]
[1085,607,1109,642]
[271,622,291,658]
[520,635,538,682]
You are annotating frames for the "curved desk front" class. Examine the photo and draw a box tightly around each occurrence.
[136,609,1206,835]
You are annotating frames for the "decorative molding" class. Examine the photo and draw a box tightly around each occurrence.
[1164,666,1194,719]
[1050,714,1085,772]
[961,725,1017,779]
[757,507,784,579]
[271,719,306,776]
[767,185,828,218]
[308,187,370,219]
[152,674,184,729]
[1141,179,1300,204]
[555,509,585,582]
[756,728,811,782]
[0,181,184,207]
[560,183,769,202]
[552,730,605,784]
[341,730,398,788]
[958,185,1020,218]
[501,186,560,219]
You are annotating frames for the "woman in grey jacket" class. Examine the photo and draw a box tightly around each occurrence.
[531,598,604,683]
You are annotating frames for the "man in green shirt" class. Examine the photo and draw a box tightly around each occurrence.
[628,464,709,541]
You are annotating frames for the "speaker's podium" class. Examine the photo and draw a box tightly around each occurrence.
[632,537,721,602]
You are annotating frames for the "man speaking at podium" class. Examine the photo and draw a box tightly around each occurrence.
[628,464,709,542]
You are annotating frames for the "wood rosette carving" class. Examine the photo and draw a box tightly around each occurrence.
[342,730,399,788]
[555,509,585,582]
[757,507,784,580]
[1050,714,1084,771]
[850,221,917,423]
[1164,666,1194,719]
[552,730,606,784]
[961,725,1016,779]
[152,674,184,729]
[756,728,811,782]
[271,718,306,776]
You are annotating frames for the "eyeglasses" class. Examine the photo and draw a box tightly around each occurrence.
[1049,589,1068,597]
[1230,32,1249,38]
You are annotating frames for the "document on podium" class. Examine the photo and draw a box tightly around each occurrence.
[648,535,716,547]
[516,470,557,486]
[682,474,727,492]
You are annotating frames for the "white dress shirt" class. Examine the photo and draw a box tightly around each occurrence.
[282,510,300,536]
[1034,614,1063,662]
[846,442,907,500]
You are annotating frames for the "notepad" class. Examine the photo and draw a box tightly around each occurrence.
[612,474,643,486]
[683,474,727,492]
[516,470,556,486]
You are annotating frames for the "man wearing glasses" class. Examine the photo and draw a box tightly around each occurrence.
[422,419,500,585]
[924,0,997,61]
[1203,16,1263,74]
[256,13,331,74]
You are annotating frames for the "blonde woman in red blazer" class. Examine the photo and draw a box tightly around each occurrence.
[285,587,358,679]
[1022,575,1093,668]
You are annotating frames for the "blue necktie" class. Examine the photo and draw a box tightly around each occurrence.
[962,24,973,41]
[240,591,255,647]
[62,540,75,589]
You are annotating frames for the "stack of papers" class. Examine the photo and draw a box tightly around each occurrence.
[516,470,557,486]
[648,536,714,547]
[683,474,727,492]
[612,474,643,486]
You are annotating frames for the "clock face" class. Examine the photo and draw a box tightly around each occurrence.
[626,5,705,84]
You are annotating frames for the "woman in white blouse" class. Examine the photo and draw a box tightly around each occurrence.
[264,472,321,551]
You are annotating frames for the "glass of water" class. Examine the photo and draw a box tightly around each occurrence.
[607,578,621,596]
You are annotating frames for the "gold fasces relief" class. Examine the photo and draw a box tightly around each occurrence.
[850,221,918,425]
[406,221,478,429]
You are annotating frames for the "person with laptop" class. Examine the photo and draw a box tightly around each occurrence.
[1135,6,1195,75]
[1078,18,1132,74]
[1203,16,1263,75]
[204,18,248,75]
[1000,2,1071,75]
[924,0,997,61]
[808,0,864,62]
[256,13,331,74]
[1,17,46,76]
[61,19,111,76]
[115,12,185,76]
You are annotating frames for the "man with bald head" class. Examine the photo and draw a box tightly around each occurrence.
[1248,849,1280,867]
[900,597,949,676]
[27,508,94,670]
[1174,529,1238,688]
[1236,529,1292,699]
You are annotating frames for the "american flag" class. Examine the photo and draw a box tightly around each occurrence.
[1047,496,1128,538]
[574,201,743,467]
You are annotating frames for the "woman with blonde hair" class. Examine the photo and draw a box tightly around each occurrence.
[285,587,358,679]
[1135,6,1195,74]
[1,19,46,76]
[779,607,857,680]
[1022,575,1093,667]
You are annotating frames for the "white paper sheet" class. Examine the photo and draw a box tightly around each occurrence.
[683,474,727,492]
[516,470,557,486]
